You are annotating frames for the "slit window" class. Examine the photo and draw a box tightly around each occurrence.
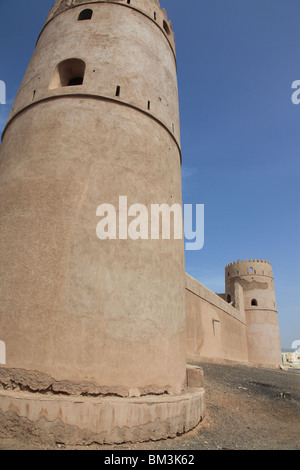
[163,20,170,35]
[116,86,121,97]
[49,59,86,89]
[78,9,93,21]
[227,295,231,304]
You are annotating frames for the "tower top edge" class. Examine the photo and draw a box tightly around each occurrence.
[46,1,174,32]
[43,1,176,56]
[225,259,272,269]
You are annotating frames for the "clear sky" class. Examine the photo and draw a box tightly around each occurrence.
[0,0,299,349]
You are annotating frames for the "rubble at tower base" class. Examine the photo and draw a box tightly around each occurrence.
[0,388,205,445]
[0,364,205,445]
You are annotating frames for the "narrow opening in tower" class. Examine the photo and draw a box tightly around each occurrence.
[78,9,93,21]
[251,299,258,306]
[227,295,231,304]
[148,101,151,110]
[49,59,86,89]
[163,20,170,35]
[116,86,121,97]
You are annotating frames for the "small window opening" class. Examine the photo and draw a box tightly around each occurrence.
[116,86,121,97]
[49,59,86,89]
[127,0,131,4]
[78,9,93,21]
[163,20,170,35]
[227,295,232,304]
[251,299,258,306]
[249,267,253,272]
[154,12,157,20]
[147,101,151,110]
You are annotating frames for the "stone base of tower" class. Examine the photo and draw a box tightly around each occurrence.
[0,388,205,446]
[0,365,205,445]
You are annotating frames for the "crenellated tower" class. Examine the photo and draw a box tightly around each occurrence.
[225,260,282,367]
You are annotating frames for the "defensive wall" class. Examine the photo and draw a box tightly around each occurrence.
[185,264,282,369]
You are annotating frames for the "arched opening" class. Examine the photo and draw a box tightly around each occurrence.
[78,9,93,21]
[49,59,86,89]
[251,299,258,306]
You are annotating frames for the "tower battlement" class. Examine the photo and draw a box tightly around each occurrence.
[225,259,271,268]
[225,259,273,278]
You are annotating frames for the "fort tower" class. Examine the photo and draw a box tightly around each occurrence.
[0,0,205,444]
[225,260,282,367]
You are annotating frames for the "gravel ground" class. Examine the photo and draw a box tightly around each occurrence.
[0,362,299,451]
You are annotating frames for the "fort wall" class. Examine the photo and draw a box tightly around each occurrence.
[185,274,249,364]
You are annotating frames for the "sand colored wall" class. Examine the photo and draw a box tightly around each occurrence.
[185,274,249,364]
[0,0,187,397]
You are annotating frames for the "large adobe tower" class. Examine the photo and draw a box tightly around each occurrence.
[0,0,205,444]
[225,260,282,367]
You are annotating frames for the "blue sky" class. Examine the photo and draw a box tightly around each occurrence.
[0,0,299,349]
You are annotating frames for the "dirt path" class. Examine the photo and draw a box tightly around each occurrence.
[0,362,299,450]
